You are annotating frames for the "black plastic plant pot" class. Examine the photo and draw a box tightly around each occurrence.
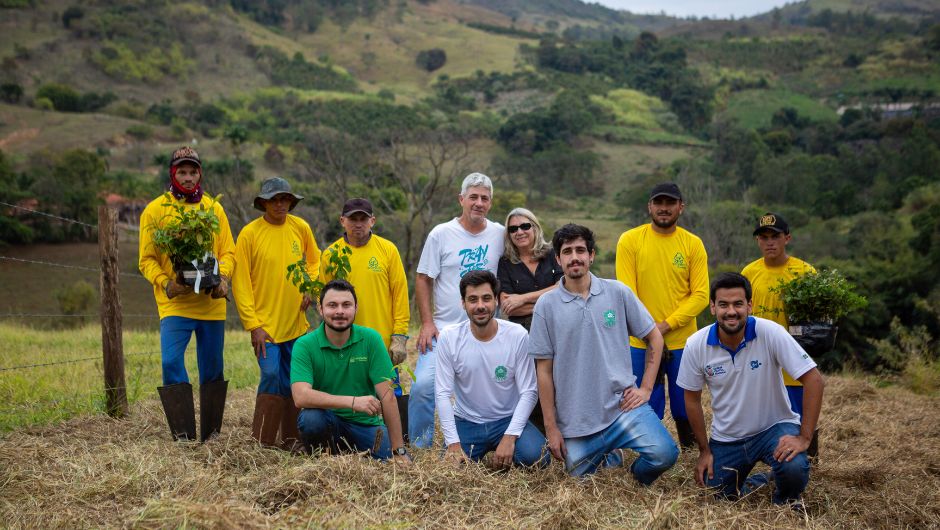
[788,322,838,357]
[174,256,221,294]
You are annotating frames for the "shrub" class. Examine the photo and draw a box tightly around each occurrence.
[416,48,447,72]
[35,83,80,112]
[62,6,84,29]
[55,280,96,326]
[0,83,23,104]
[33,97,54,111]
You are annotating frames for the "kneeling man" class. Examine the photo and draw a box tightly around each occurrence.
[291,280,409,463]
[436,270,548,468]
[528,224,678,481]
[678,272,824,505]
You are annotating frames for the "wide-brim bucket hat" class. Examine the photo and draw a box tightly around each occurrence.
[254,177,304,212]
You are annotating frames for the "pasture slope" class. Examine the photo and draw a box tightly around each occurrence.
[1,374,938,528]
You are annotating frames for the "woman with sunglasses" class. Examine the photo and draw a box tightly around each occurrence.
[497,208,563,331]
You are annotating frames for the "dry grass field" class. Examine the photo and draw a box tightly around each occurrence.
[1,374,938,528]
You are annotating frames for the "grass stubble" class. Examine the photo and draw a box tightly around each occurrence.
[1,376,939,529]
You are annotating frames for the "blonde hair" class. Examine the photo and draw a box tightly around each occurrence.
[503,208,551,264]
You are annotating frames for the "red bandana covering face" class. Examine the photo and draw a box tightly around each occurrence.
[168,164,204,203]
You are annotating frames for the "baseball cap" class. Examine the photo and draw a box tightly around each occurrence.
[753,212,790,236]
[650,182,682,201]
[342,198,374,217]
[170,146,201,169]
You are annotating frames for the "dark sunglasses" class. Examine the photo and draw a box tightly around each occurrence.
[508,223,533,234]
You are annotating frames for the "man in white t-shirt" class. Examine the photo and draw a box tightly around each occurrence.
[678,272,825,508]
[435,270,548,468]
[411,173,505,448]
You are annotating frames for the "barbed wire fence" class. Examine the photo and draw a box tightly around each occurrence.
[0,203,243,426]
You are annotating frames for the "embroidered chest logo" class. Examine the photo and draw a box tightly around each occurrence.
[367,256,383,273]
[291,240,302,257]
[705,364,727,377]
[494,365,508,382]
[750,360,762,370]
[603,310,616,328]
[350,355,368,364]
[458,245,489,277]
[672,252,687,270]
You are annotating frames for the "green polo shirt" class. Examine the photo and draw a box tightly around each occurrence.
[290,323,395,426]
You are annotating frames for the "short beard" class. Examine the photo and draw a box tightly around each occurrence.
[325,320,352,333]
[470,310,494,328]
[717,318,745,336]
[651,216,677,229]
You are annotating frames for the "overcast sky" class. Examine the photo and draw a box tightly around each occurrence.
[594,0,789,19]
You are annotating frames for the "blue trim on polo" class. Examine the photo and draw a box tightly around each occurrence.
[707,316,758,361]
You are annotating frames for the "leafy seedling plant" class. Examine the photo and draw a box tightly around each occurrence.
[149,193,223,292]
[286,242,353,300]
[768,268,867,324]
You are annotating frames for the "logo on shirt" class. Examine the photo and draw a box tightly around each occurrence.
[672,252,687,270]
[750,360,762,370]
[291,240,302,257]
[350,355,368,364]
[458,245,489,277]
[367,256,383,273]
[494,365,508,382]
[603,310,616,328]
[705,364,727,377]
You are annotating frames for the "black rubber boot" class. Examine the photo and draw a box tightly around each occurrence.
[674,417,696,449]
[157,383,196,441]
[199,379,228,442]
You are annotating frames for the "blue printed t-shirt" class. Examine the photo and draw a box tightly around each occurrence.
[290,323,395,426]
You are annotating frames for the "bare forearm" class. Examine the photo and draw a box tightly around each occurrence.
[535,360,559,429]
[291,383,355,410]
[798,369,825,439]
[640,329,665,391]
[415,275,435,325]
[684,390,710,450]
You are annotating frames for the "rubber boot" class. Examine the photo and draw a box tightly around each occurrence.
[674,417,696,449]
[199,379,228,442]
[280,396,303,453]
[396,394,409,444]
[251,393,284,447]
[807,428,819,461]
[157,383,196,441]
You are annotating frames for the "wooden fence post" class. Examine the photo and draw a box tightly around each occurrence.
[99,206,128,417]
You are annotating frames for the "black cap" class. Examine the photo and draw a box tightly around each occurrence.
[170,146,201,169]
[342,198,374,217]
[650,182,682,201]
[753,212,789,236]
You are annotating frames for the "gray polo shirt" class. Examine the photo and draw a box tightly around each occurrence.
[528,273,655,438]
[677,317,817,442]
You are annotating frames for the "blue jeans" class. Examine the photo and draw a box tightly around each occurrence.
[564,404,679,483]
[297,408,391,460]
[786,386,804,418]
[409,338,437,448]
[707,422,810,504]
[631,346,686,421]
[257,338,296,397]
[160,316,224,386]
[455,416,549,468]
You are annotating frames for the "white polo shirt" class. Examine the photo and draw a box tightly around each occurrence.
[677,317,816,443]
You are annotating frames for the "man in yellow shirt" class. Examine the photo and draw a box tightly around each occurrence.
[139,146,235,442]
[616,182,709,448]
[741,212,818,458]
[319,198,410,397]
[233,177,320,451]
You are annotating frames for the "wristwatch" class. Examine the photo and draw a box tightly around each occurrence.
[393,446,408,456]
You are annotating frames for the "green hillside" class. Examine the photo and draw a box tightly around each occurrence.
[1,0,939,377]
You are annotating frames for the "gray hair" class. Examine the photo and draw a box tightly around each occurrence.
[503,207,551,264]
[460,172,493,195]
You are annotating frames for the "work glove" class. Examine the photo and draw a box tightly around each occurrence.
[211,275,229,299]
[389,334,409,365]
[165,279,191,299]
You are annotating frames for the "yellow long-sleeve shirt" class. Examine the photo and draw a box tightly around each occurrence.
[319,234,410,348]
[742,256,816,386]
[232,215,320,343]
[138,193,236,321]
[616,224,709,350]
